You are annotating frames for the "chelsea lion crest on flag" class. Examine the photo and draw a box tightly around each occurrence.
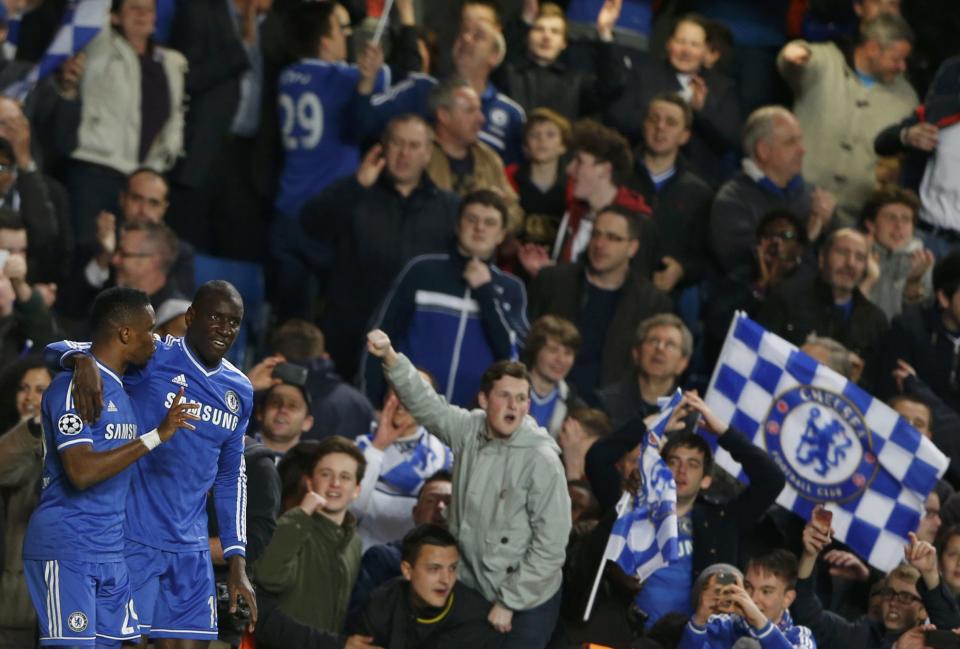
[705,313,948,571]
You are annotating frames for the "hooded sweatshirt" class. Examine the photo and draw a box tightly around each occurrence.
[384,353,572,611]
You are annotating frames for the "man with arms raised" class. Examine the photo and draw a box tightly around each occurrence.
[367,328,570,649]
[47,280,257,647]
[23,287,198,647]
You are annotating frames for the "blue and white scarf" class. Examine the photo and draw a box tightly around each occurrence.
[357,427,453,497]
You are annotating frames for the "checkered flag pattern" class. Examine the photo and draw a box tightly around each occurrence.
[603,389,682,581]
[3,0,109,100]
[704,313,948,571]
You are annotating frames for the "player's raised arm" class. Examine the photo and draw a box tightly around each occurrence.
[61,388,198,490]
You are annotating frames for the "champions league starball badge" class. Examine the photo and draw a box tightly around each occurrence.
[763,386,879,503]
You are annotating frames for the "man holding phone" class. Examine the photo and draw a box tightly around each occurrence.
[680,560,815,649]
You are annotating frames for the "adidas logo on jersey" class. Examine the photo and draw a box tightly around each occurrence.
[171,374,189,388]
[106,401,118,412]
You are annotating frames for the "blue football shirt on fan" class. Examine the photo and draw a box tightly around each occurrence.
[274,59,389,218]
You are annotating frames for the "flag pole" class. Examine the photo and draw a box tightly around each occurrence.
[582,491,631,621]
[371,0,396,46]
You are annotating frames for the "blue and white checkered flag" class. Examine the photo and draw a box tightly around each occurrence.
[584,390,682,620]
[2,0,109,101]
[705,313,948,571]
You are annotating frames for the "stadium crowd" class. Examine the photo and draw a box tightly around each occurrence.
[3,0,960,648]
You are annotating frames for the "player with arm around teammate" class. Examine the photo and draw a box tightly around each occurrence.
[23,287,198,647]
[46,280,257,648]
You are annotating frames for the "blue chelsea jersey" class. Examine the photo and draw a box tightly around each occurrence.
[23,362,141,562]
[274,59,389,218]
[47,337,254,558]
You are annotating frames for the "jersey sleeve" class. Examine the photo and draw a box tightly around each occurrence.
[213,402,251,559]
[44,340,91,371]
[47,378,94,452]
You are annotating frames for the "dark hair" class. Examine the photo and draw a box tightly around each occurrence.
[401,523,459,564]
[311,435,367,483]
[860,185,920,228]
[193,280,243,313]
[756,209,808,246]
[597,204,642,240]
[646,92,694,130]
[287,1,338,60]
[270,319,326,362]
[0,137,16,165]
[459,189,509,229]
[278,440,321,504]
[121,221,179,272]
[522,315,581,366]
[887,394,933,426]
[415,26,440,75]
[935,523,960,559]
[661,431,714,476]
[263,381,313,416]
[933,253,960,298]
[479,360,531,396]
[572,119,633,185]
[90,286,152,339]
[746,549,799,589]
[0,353,50,430]
[421,469,453,492]
[704,18,734,64]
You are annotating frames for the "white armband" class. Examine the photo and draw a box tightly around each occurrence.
[140,429,161,451]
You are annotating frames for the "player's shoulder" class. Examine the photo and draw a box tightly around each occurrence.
[220,359,254,398]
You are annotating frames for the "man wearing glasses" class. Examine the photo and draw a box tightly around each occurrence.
[58,170,193,326]
[793,509,960,649]
[529,205,672,401]
[596,313,692,427]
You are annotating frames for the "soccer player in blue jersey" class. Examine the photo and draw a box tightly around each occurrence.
[23,287,198,647]
[48,281,257,648]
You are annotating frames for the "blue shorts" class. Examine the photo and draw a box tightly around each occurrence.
[124,541,218,640]
[23,559,140,647]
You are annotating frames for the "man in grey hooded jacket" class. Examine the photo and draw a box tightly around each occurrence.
[367,328,572,649]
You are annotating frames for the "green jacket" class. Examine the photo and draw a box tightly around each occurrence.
[253,508,361,632]
[385,353,571,611]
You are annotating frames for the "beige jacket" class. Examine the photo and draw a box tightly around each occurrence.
[778,40,917,221]
[427,141,524,233]
[73,26,187,174]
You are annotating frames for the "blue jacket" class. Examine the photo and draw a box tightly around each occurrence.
[362,249,529,407]
[680,611,816,649]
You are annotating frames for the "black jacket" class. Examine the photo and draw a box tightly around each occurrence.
[594,377,660,430]
[300,357,374,441]
[584,418,785,581]
[631,155,714,286]
[875,304,960,414]
[497,44,626,120]
[300,174,459,380]
[604,55,740,186]
[710,171,813,281]
[757,275,889,377]
[529,262,673,389]
[355,578,502,649]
